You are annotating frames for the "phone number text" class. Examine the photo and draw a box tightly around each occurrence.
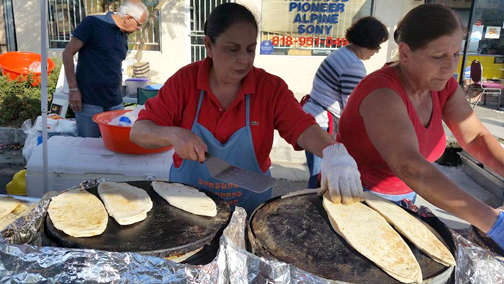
[271,36,349,47]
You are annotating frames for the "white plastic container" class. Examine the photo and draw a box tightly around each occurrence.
[125,78,149,97]
[26,136,174,197]
[49,90,69,117]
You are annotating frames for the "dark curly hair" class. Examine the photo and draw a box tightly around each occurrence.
[346,16,389,50]
[394,4,464,51]
[204,3,258,44]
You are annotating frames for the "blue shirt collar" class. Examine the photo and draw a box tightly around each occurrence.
[105,11,117,27]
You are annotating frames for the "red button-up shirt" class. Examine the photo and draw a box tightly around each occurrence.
[138,58,316,172]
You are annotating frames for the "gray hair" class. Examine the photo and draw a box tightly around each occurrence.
[117,1,148,21]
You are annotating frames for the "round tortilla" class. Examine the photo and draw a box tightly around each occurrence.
[48,189,108,237]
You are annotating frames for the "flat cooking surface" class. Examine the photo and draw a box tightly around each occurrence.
[249,194,455,283]
[45,181,230,257]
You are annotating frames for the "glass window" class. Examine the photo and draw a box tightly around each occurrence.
[259,0,374,56]
[426,0,504,81]
[470,0,504,55]
[47,0,161,51]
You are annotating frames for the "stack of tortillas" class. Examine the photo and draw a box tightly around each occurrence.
[0,197,32,231]
[151,181,217,217]
[322,193,423,284]
[98,181,153,225]
[363,192,456,267]
[48,189,108,237]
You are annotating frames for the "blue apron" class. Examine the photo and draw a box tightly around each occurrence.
[169,90,272,214]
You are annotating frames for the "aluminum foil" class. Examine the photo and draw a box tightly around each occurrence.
[453,231,504,284]
[4,179,501,284]
[0,199,50,247]
[0,179,232,283]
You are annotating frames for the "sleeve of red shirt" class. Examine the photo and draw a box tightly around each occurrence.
[271,77,316,150]
[137,71,184,127]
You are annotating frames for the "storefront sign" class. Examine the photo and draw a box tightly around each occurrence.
[495,57,504,64]
[260,0,372,56]
[485,26,501,39]
[260,40,274,55]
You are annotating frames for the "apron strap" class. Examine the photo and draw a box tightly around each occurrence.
[196,90,205,117]
[191,90,206,130]
[245,95,250,127]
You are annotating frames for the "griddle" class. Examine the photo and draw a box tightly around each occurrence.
[248,194,456,283]
[469,225,504,256]
[44,181,231,262]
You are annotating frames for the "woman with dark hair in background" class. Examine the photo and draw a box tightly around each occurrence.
[130,3,364,214]
[303,17,389,188]
[337,4,504,249]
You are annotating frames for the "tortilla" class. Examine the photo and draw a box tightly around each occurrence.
[98,181,153,225]
[322,193,422,284]
[0,202,34,231]
[151,181,217,217]
[363,192,456,267]
[48,189,108,237]
[0,197,24,220]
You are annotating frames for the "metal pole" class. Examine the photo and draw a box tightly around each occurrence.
[459,0,477,86]
[40,0,49,194]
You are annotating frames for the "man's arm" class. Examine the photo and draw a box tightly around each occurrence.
[62,37,84,112]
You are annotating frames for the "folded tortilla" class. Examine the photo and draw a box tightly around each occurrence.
[0,197,24,220]
[323,193,422,284]
[364,192,456,267]
[98,181,153,225]
[151,181,217,217]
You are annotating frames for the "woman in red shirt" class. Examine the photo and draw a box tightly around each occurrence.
[338,4,504,249]
[130,3,363,214]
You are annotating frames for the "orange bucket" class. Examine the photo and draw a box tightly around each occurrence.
[0,52,55,86]
[93,110,172,155]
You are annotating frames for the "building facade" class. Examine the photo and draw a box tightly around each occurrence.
[10,0,425,95]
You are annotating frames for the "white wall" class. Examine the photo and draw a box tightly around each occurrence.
[13,0,423,93]
[133,0,188,83]
[13,1,61,58]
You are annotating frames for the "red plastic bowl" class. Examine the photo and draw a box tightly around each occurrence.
[93,110,172,155]
[0,52,55,86]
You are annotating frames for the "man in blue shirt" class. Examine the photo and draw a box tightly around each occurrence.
[62,1,148,137]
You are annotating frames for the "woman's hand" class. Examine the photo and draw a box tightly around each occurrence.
[69,89,82,113]
[320,143,364,204]
[487,210,504,251]
[170,128,208,163]
[131,121,207,161]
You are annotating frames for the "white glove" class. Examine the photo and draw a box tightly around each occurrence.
[320,143,363,204]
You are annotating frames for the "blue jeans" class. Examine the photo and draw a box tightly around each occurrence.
[305,126,330,189]
[75,103,123,137]
[306,151,323,188]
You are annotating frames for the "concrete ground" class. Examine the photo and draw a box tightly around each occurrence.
[0,144,25,195]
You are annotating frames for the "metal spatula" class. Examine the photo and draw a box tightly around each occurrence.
[205,153,276,193]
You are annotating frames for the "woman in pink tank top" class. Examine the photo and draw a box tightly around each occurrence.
[338,4,504,250]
